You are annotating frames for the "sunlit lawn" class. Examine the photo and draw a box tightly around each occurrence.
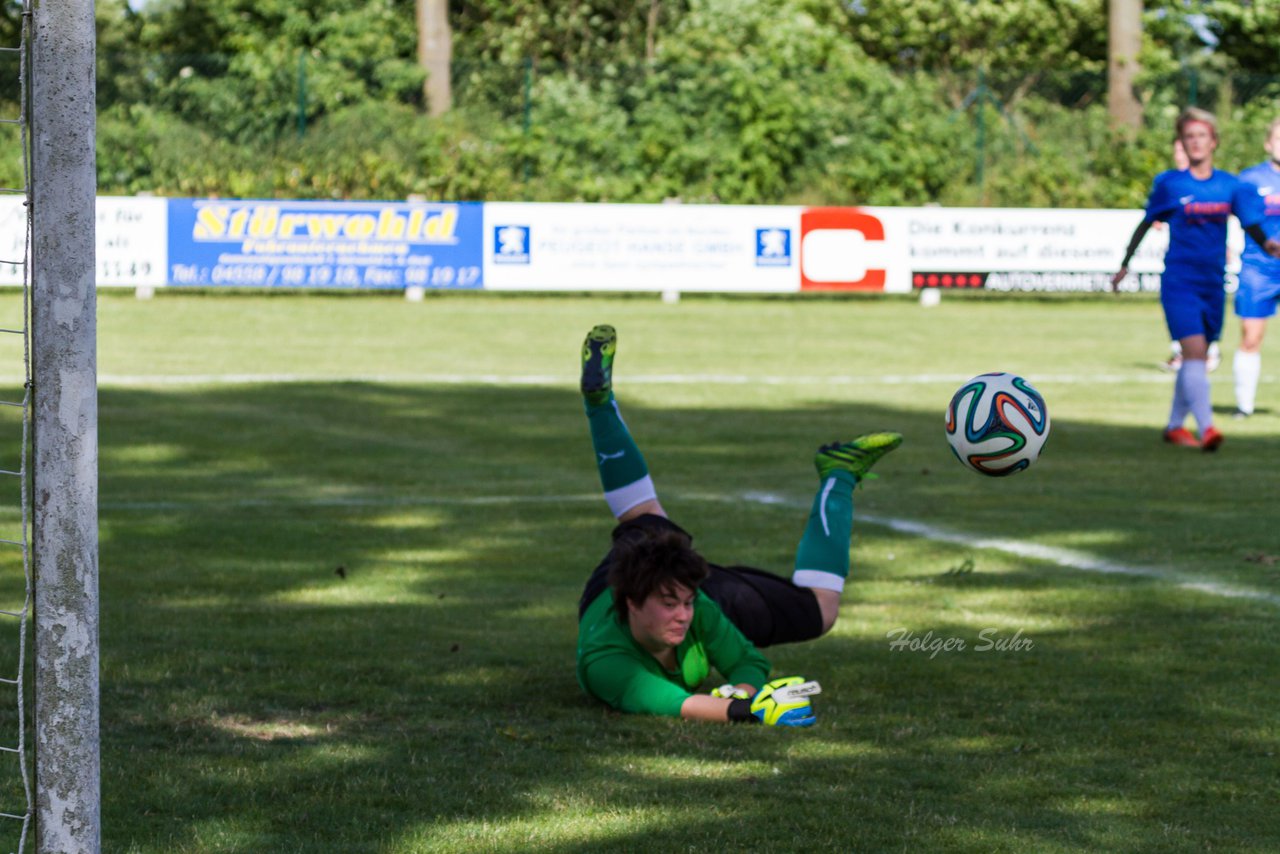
[3,290,1278,852]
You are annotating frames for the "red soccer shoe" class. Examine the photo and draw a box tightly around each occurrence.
[1162,427,1199,448]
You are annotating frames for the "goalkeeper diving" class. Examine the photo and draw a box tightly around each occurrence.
[575,325,902,726]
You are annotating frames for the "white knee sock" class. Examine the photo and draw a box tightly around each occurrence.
[1234,349,1261,415]
[1180,359,1213,434]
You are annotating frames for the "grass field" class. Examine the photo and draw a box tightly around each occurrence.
[4,289,1280,852]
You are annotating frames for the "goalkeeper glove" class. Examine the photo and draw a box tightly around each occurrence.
[750,676,821,727]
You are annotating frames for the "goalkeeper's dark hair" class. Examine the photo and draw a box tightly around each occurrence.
[608,525,709,623]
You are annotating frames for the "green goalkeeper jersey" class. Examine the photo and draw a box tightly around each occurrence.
[576,587,771,717]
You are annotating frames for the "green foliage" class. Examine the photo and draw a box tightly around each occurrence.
[516,74,642,201]
[513,0,968,205]
[82,0,1280,205]
[452,0,689,70]
[840,0,1107,95]
[0,0,21,47]
[942,102,1183,209]
[96,98,524,202]
[97,103,259,197]
[285,102,520,201]
[628,0,872,203]
[285,102,439,200]
[0,127,19,191]
[786,70,969,206]
[1209,0,1280,74]
[127,0,423,143]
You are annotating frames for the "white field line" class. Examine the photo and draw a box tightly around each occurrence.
[725,489,1280,606]
[106,489,1280,606]
[47,371,1249,387]
[860,514,1280,604]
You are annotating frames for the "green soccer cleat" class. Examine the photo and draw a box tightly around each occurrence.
[580,324,617,406]
[815,432,903,481]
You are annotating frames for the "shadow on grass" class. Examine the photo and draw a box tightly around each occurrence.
[88,382,1280,852]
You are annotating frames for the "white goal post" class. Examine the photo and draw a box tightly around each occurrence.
[30,0,100,851]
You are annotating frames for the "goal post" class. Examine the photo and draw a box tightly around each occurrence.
[30,0,100,850]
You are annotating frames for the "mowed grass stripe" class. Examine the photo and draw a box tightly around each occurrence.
[68,371,1279,386]
[103,488,1280,607]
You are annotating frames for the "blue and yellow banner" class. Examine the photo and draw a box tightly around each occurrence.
[167,199,484,289]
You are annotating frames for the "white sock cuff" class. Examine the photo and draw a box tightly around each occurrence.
[1234,349,1262,413]
[1235,349,1262,369]
[792,569,846,593]
[605,475,658,518]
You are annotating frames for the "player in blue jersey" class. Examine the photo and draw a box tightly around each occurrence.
[1160,139,1221,374]
[1230,118,1280,418]
[1111,108,1280,451]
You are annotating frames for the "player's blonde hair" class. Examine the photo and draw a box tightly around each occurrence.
[1176,106,1218,140]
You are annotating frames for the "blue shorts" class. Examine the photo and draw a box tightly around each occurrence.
[1161,271,1225,342]
[1235,263,1280,320]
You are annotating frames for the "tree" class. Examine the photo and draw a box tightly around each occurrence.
[1109,0,1143,130]
[417,0,451,115]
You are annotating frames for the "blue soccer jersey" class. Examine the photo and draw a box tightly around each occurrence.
[1237,162,1280,264]
[1235,161,1280,318]
[1145,168,1265,282]
[1144,168,1265,341]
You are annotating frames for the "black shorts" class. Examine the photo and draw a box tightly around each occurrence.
[577,514,824,648]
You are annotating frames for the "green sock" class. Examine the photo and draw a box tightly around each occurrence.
[586,395,655,516]
[792,470,855,592]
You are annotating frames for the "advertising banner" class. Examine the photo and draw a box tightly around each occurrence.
[799,207,894,292]
[896,206,1168,294]
[0,195,167,287]
[482,203,1180,295]
[167,199,484,289]
[482,202,799,293]
[3,197,1215,295]
[98,196,169,287]
[800,206,1170,294]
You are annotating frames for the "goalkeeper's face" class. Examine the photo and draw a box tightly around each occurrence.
[627,583,696,651]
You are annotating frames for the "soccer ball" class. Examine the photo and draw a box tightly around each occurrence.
[944,372,1050,477]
